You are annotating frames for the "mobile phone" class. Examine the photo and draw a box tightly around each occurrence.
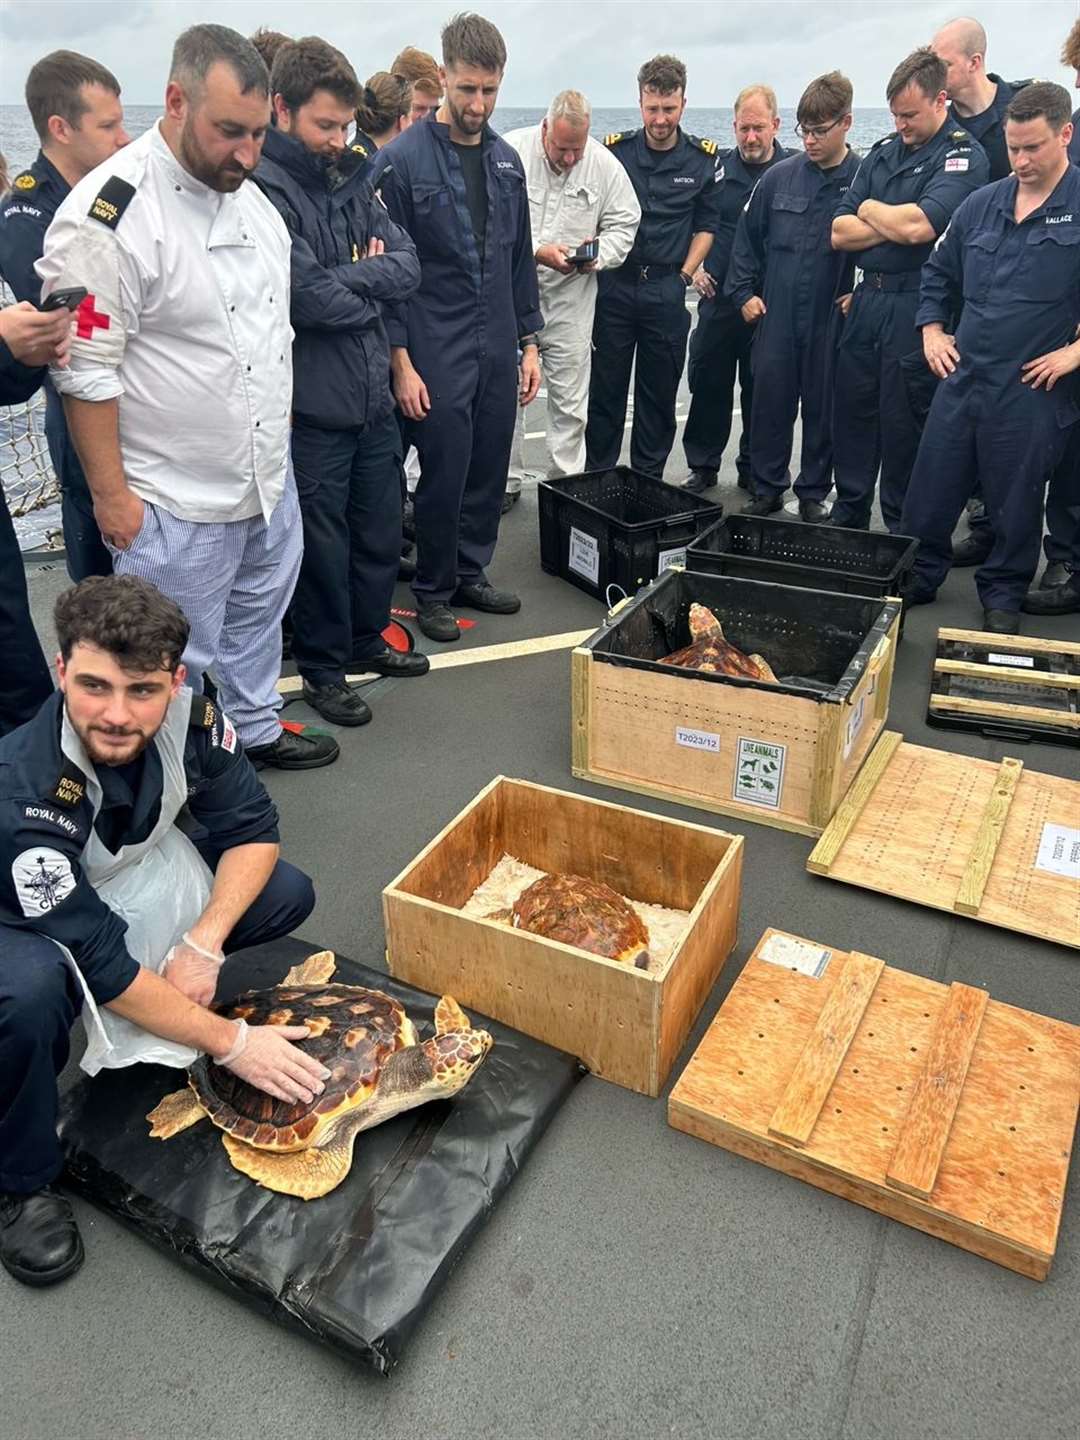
[571,238,599,266]
[41,287,88,312]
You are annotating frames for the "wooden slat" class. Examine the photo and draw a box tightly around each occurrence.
[954,756,1024,916]
[806,730,902,875]
[934,658,1079,690]
[570,647,591,774]
[928,695,1079,729]
[767,952,884,1146]
[936,628,1080,657]
[885,982,989,1200]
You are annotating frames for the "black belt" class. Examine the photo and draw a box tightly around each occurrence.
[859,270,922,294]
[621,261,682,282]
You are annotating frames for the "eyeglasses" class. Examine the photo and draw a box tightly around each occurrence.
[794,116,848,140]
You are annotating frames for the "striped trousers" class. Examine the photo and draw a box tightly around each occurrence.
[108,479,302,747]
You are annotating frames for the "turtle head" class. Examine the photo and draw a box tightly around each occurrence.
[418,1027,493,1095]
[359,1025,493,1131]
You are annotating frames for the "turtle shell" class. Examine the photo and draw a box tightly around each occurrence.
[511,872,649,966]
[189,983,413,1152]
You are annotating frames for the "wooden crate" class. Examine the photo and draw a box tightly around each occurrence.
[572,570,902,836]
[383,776,742,1097]
[927,627,1080,748]
[807,733,1080,949]
[669,929,1080,1280]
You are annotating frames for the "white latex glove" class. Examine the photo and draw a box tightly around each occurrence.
[214,1019,331,1104]
[163,931,225,1007]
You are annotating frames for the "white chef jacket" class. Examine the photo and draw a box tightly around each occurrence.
[502,126,641,311]
[38,122,293,525]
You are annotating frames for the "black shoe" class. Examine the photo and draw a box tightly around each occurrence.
[798,499,829,524]
[736,471,753,491]
[452,582,521,614]
[982,608,1020,635]
[353,647,430,678]
[683,469,718,494]
[903,588,937,607]
[247,725,342,768]
[501,489,521,514]
[1,1187,84,1288]
[398,556,417,583]
[952,533,993,566]
[1035,561,1069,591]
[1022,572,1080,615]
[417,603,461,643]
[743,494,784,517]
[299,680,373,727]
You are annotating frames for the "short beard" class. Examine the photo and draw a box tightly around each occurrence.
[178,115,250,192]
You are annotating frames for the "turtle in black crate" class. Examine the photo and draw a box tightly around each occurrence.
[146,951,493,1199]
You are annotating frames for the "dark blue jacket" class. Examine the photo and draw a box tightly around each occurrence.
[834,121,989,273]
[0,691,280,1003]
[0,343,43,405]
[254,128,420,431]
[369,119,542,376]
[726,149,860,331]
[948,76,1032,182]
[604,128,725,269]
[0,151,70,304]
[916,165,1080,424]
[704,141,791,292]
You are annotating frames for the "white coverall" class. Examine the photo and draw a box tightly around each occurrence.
[502,127,640,487]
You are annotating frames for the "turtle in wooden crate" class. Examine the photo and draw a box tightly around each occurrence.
[660,602,779,684]
[509,873,651,968]
[145,951,493,1199]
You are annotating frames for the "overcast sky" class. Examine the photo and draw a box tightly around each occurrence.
[1,0,1077,107]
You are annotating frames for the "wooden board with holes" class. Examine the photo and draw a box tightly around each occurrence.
[807,737,1080,950]
[668,929,1080,1279]
[927,629,1080,748]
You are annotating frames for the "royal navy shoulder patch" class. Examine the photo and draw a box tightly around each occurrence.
[88,175,136,230]
[189,695,217,731]
[13,172,36,192]
[48,760,88,810]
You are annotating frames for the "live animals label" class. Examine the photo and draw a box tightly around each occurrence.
[1034,822,1080,880]
[988,651,1034,668]
[658,546,686,573]
[568,527,599,585]
[676,725,720,753]
[733,737,786,809]
[844,692,868,759]
[759,932,832,978]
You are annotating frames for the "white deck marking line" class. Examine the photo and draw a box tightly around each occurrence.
[276,629,595,695]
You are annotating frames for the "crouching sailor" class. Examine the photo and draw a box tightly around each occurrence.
[0,575,328,1289]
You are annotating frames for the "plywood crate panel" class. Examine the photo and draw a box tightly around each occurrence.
[669,929,1080,1279]
[808,735,1080,949]
[572,570,901,836]
[383,776,742,1096]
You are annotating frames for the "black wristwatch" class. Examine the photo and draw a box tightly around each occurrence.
[679,270,694,288]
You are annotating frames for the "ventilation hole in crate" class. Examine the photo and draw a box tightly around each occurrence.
[896,1085,903,1091]
[773,997,780,1004]
[924,1012,930,1018]
[835,1107,842,1114]
[868,1031,875,1038]
[737,1069,744,1076]
[1009,1125,1016,1132]
[910,1046,917,1053]
[757,1031,765,1039]
[852,1067,859,1074]
[1018,1084,1025,1090]
[880,997,888,1004]
[566,1002,573,1010]
[1027,1046,1035,1053]
[881,1126,889,1133]
[998,1171,1006,1178]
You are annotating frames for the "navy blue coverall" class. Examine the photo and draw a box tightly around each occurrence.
[586,129,724,479]
[370,122,542,606]
[726,149,860,505]
[900,166,1080,612]
[0,691,315,1194]
[0,153,112,581]
[949,77,1031,183]
[829,123,988,532]
[682,142,790,481]
[254,131,420,680]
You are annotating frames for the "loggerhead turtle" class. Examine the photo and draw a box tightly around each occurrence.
[145,951,493,1200]
[660,602,779,683]
[510,873,650,968]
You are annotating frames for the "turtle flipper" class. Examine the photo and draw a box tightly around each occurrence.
[147,1087,205,1139]
[282,950,336,986]
[435,995,470,1035]
[221,1127,357,1200]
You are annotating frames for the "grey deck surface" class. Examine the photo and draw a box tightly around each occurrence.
[4,383,1078,1440]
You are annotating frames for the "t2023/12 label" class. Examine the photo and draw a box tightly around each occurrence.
[568,527,600,585]
[733,737,786,809]
[675,725,720,753]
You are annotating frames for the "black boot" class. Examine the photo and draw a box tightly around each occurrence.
[1,1187,84,1288]
[682,469,718,494]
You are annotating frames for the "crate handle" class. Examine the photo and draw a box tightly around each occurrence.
[865,634,892,680]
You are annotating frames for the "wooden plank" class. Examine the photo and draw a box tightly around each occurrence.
[767,952,885,1146]
[954,757,1024,916]
[885,983,989,1200]
[808,699,844,830]
[936,627,1080,657]
[807,730,902,875]
[929,694,1079,729]
[570,647,591,774]
[570,768,821,837]
[934,658,1079,690]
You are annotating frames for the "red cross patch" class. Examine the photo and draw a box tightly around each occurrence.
[75,294,110,340]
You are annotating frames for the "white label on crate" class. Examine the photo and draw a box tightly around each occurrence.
[733,737,786,809]
[675,725,720,753]
[1034,823,1080,880]
[843,692,868,760]
[658,546,687,574]
[568,527,599,585]
[759,932,833,979]
[988,651,1035,668]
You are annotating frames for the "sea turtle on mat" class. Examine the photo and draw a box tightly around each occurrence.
[510,873,650,968]
[145,951,493,1200]
[660,602,779,684]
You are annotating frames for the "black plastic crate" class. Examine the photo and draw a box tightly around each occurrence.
[686,515,918,601]
[538,466,723,601]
